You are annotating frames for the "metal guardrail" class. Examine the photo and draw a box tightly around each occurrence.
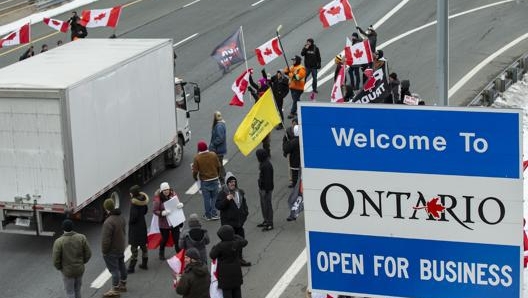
[468,53,528,107]
[35,0,67,10]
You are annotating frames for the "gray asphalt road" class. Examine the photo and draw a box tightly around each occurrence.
[1,0,528,297]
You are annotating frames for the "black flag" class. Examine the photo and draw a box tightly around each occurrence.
[211,28,245,72]
[351,67,390,103]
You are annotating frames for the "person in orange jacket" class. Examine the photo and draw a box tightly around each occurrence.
[284,55,306,119]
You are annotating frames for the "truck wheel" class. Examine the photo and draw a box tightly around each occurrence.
[167,137,184,168]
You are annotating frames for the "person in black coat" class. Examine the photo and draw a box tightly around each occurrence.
[256,149,274,231]
[210,225,248,298]
[301,38,322,94]
[270,70,289,129]
[179,214,210,265]
[216,172,251,267]
[127,185,149,273]
[283,125,300,188]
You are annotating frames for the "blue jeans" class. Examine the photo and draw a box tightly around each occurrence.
[305,68,318,92]
[62,275,82,298]
[103,253,127,287]
[290,89,303,115]
[201,179,219,218]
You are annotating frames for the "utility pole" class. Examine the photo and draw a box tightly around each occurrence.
[437,0,449,106]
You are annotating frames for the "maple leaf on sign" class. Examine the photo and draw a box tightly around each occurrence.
[353,49,363,59]
[426,198,445,219]
[94,12,106,21]
[326,6,341,16]
[413,197,445,219]
[263,48,273,56]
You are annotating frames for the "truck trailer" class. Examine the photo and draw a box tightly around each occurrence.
[0,39,199,235]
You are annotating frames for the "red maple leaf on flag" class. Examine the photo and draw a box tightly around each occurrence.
[413,197,445,219]
[263,48,273,56]
[326,6,341,16]
[354,49,363,59]
[52,20,60,26]
[94,12,106,21]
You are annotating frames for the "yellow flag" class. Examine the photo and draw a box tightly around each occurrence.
[233,89,281,156]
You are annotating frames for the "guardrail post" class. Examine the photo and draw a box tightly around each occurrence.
[494,78,505,92]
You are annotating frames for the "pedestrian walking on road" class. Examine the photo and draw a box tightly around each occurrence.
[101,198,127,297]
[175,248,211,298]
[53,219,92,298]
[153,182,185,260]
[216,172,251,266]
[284,55,306,119]
[193,140,221,221]
[209,111,227,183]
[301,38,321,98]
[179,213,210,265]
[210,225,248,298]
[127,185,149,273]
[256,149,274,231]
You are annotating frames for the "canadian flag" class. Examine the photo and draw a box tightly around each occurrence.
[210,259,223,298]
[255,37,282,66]
[331,65,346,103]
[319,0,354,28]
[168,249,186,274]
[230,68,253,107]
[344,37,373,66]
[43,18,69,33]
[147,214,175,249]
[0,23,30,49]
[81,5,122,28]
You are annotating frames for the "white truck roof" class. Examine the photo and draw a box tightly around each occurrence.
[0,39,172,89]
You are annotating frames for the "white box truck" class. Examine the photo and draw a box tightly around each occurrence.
[0,39,200,235]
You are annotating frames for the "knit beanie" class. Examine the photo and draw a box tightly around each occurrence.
[186,247,201,261]
[197,140,208,152]
[103,198,115,211]
[188,213,201,228]
[62,219,73,232]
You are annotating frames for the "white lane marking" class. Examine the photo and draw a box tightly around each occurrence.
[183,0,200,8]
[90,245,132,289]
[448,31,528,98]
[251,0,265,7]
[185,159,229,195]
[264,248,307,298]
[173,33,199,48]
[313,0,517,93]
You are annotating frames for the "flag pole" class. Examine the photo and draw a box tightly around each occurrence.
[276,25,290,69]
[240,25,251,104]
[240,26,249,72]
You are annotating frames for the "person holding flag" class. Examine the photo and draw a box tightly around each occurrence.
[175,247,211,298]
[284,55,306,119]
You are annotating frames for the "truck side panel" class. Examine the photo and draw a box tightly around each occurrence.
[0,96,67,204]
[67,42,176,206]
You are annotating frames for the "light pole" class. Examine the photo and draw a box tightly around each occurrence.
[437,0,449,106]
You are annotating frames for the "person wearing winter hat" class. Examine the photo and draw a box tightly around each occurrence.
[176,247,210,298]
[269,70,289,129]
[216,172,251,266]
[153,182,185,260]
[179,213,210,264]
[283,125,300,192]
[192,140,221,221]
[334,54,343,82]
[53,219,91,298]
[209,111,227,182]
[301,37,321,98]
[210,225,248,298]
[256,149,274,231]
[101,197,127,297]
[284,55,306,119]
[127,185,149,273]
